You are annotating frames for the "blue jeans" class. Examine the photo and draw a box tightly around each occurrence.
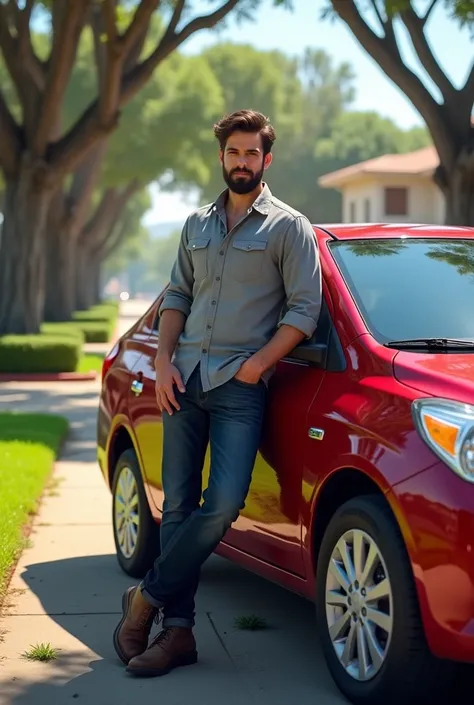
[141,366,266,628]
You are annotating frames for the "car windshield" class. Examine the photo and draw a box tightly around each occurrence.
[329,238,474,344]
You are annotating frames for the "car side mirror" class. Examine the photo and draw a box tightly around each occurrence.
[285,342,328,367]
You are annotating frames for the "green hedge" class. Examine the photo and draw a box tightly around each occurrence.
[42,319,112,344]
[0,334,82,373]
[41,323,85,344]
[74,320,114,343]
[73,303,118,324]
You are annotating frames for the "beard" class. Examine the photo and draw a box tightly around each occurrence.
[222,164,265,195]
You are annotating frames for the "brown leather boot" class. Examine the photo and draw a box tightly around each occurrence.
[126,626,198,677]
[113,586,158,664]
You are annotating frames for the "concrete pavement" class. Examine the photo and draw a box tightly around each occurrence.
[0,301,346,705]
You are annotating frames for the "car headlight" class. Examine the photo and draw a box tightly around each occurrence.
[412,399,474,483]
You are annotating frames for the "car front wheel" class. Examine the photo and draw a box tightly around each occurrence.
[316,495,453,705]
[112,448,161,578]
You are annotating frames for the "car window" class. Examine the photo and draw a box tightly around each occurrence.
[329,238,474,343]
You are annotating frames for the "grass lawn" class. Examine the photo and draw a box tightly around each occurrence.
[0,413,69,598]
[76,353,104,374]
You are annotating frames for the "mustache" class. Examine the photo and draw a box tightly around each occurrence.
[231,168,252,176]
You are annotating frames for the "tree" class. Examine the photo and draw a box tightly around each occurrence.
[0,0,245,335]
[44,46,223,320]
[325,0,474,225]
[93,186,152,305]
[195,44,357,220]
[316,110,431,164]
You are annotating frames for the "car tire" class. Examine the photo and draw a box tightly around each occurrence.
[315,495,453,705]
[111,448,161,578]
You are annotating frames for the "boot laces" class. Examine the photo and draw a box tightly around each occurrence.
[150,626,174,649]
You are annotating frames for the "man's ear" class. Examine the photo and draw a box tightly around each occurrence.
[263,152,273,171]
[219,149,224,165]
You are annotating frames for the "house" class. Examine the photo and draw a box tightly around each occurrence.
[318,146,444,224]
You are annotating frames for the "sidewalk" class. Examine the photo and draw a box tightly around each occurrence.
[0,304,344,705]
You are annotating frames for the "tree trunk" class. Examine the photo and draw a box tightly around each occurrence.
[441,146,474,226]
[75,244,98,311]
[92,257,102,305]
[44,191,79,322]
[0,166,53,335]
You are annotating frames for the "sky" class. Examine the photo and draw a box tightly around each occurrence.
[143,0,472,226]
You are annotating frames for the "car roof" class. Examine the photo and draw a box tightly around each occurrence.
[312,223,474,240]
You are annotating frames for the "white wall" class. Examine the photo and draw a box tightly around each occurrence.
[341,175,445,224]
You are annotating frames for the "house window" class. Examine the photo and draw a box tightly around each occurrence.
[349,201,356,222]
[364,198,371,221]
[385,187,408,216]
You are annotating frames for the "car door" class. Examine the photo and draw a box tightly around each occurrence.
[224,295,334,577]
[127,299,165,512]
[128,291,334,579]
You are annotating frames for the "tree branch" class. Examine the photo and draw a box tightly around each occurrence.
[102,219,129,261]
[120,0,240,105]
[48,102,119,176]
[80,188,120,249]
[422,0,439,25]
[92,180,140,257]
[63,141,109,238]
[369,0,385,31]
[399,4,454,101]
[166,0,186,36]
[16,0,46,91]
[0,89,21,178]
[102,0,119,45]
[0,3,40,139]
[121,0,160,57]
[462,61,474,110]
[331,0,456,168]
[33,0,89,156]
[89,2,122,125]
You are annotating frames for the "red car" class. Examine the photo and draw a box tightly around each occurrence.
[97,224,474,705]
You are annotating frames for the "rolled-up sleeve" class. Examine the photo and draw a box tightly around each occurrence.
[159,217,194,318]
[278,216,321,338]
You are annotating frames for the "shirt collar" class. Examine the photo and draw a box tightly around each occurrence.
[207,182,272,217]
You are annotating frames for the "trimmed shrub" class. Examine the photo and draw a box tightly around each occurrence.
[41,323,85,344]
[0,335,82,373]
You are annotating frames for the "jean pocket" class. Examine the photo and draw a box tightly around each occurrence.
[231,377,262,389]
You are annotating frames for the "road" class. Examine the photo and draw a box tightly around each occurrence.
[0,299,346,705]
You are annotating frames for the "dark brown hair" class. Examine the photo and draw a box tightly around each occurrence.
[213,110,276,155]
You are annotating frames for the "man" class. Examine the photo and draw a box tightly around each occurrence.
[113,109,321,677]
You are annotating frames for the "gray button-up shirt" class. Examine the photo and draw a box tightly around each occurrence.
[159,184,321,391]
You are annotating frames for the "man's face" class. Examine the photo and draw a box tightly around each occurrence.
[220,131,272,195]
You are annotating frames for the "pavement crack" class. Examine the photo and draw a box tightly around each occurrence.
[206,611,237,668]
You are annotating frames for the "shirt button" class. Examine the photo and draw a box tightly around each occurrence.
[207,324,212,330]
[211,300,216,305]
[219,250,224,255]
[203,349,208,354]
[216,276,220,281]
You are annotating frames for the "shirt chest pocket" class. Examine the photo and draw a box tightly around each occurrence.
[230,240,268,282]
[187,237,210,281]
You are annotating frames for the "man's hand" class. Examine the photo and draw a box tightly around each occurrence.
[155,357,185,415]
[234,357,264,385]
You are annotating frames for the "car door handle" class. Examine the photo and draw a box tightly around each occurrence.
[131,378,144,396]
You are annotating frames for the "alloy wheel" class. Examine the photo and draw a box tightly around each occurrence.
[325,529,393,682]
[114,465,140,559]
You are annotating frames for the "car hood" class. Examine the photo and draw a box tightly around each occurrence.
[393,351,474,405]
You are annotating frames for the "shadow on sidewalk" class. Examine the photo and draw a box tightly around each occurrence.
[2,553,345,705]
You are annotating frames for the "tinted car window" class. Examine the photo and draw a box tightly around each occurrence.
[329,238,474,342]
